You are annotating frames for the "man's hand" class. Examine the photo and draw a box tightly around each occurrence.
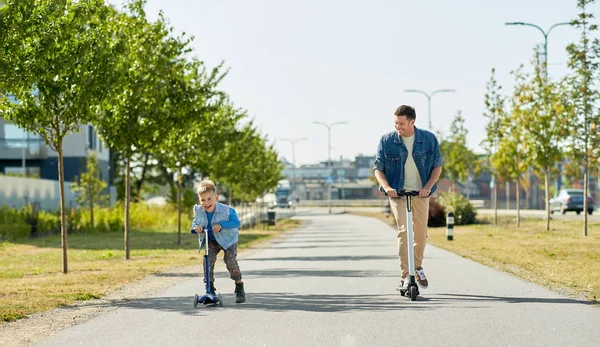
[419,186,432,198]
[213,224,222,233]
[194,226,204,233]
[384,187,397,198]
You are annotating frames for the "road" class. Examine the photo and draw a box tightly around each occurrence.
[37,212,599,346]
[286,205,600,222]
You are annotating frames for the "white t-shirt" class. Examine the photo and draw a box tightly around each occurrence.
[401,134,423,191]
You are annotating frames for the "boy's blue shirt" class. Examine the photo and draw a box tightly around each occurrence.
[191,202,240,250]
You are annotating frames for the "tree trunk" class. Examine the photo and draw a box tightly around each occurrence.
[135,153,149,199]
[583,165,588,237]
[493,175,498,225]
[58,141,68,274]
[125,156,131,260]
[506,181,510,210]
[466,179,471,200]
[229,187,233,206]
[516,179,521,227]
[177,172,182,245]
[545,169,550,232]
[89,187,94,228]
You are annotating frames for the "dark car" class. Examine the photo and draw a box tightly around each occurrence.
[550,189,595,215]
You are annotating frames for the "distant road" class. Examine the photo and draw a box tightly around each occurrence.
[281,205,600,222]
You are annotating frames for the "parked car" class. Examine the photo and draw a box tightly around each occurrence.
[550,189,595,215]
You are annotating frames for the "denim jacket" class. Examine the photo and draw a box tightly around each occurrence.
[191,202,240,251]
[373,126,443,195]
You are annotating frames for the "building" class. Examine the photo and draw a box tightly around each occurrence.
[0,116,112,185]
[282,154,379,200]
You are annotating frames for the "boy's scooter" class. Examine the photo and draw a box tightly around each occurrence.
[394,190,420,301]
[194,227,223,308]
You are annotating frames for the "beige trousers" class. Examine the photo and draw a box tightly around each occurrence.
[389,197,429,278]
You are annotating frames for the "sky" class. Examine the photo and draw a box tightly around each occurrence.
[108,0,599,166]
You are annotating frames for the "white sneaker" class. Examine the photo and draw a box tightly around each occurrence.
[402,275,410,290]
[396,275,411,292]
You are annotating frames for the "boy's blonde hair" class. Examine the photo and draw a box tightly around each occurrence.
[197,180,217,195]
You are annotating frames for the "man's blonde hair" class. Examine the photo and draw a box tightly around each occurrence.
[197,180,217,194]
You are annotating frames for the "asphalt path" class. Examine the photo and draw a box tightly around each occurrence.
[37,212,599,347]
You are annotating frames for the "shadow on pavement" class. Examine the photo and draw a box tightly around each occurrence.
[82,292,433,314]
[244,255,398,262]
[241,268,398,278]
[437,293,598,305]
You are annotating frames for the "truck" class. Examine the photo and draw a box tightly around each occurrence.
[273,180,293,208]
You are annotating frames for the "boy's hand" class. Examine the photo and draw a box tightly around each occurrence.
[212,224,222,233]
[194,226,204,233]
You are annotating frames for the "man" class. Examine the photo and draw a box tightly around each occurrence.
[373,105,443,290]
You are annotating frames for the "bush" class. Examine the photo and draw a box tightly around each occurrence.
[0,206,29,241]
[437,191,477,225]
[428,197,446,227]
[0,200,187,240]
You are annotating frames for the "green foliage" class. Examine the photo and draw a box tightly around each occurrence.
[491,70,531,190]
[438,191,477,225]
[0,0,117,149]
[71,152,109,226]
[97,0,194,159]
[0,0,121,272]
[0,203,185,240]
[439,111,482,186]
[167,186,198,211]
[566,0,600,172]
[0,206,29,241]
[482,67,507,161]
[210,113,283,204]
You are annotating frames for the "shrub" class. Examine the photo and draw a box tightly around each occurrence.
[428,197,446,227]
[437,191,477,225]
[0,206,29,241]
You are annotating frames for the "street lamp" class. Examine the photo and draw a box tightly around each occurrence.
[504,21,571,80]
[280,137,307,202]
[312,121,348,214]
[403,89,455,130]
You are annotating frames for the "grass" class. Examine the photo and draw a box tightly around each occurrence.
[353,211,600,305]
[0,218,301,323]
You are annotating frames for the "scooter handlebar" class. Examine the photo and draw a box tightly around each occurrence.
[396,190,420,197]
[191,227,206,234]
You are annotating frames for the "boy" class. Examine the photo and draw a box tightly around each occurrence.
[191,180,245,303]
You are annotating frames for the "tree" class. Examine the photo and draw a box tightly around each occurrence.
[493,92,531,227]
[439,111,481,195]
[482,68,507,225]
[96,0,191,259]
[0,0,116,273]
[156,62,229,244]
[212,120,283,205]
[515,57,570,231]
[566,0,600,236]
[71,152,109,227]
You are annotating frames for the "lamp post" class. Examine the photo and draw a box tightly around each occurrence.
[280,137,307,202]
[312,121,347,214]
[404,89,455,130]
[505,21,571,80]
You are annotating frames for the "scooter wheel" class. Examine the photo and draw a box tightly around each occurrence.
[410,286,418,301]
[194,294,199,308]
[218,293,223,307]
